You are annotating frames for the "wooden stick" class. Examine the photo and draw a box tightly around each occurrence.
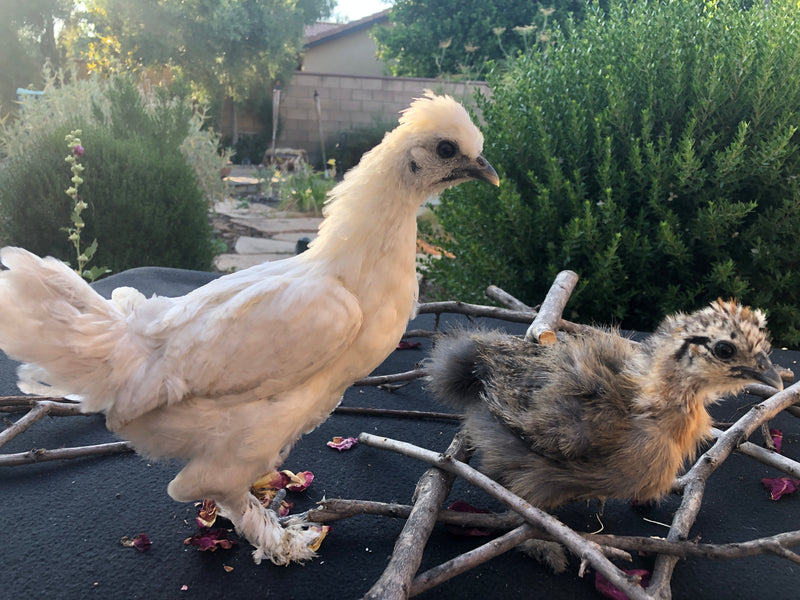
[416,301,536,323]
[485,285,597,337]
[333,406,459,422]
[525,270,579,344]
[0,441,134,466]
[485,285,534,311]
[710,427,800,479]
[650,381,800,599]
[362,431,469,600]
[292,498,800,564]
[358,432,654,600]
[354,369,427,387]
[410,524,540,596]
[0,402,51,449]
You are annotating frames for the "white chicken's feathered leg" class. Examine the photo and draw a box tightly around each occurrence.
[166,458,326,565]
[220,494,324,565]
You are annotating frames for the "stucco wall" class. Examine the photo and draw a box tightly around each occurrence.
[301,28,386,77]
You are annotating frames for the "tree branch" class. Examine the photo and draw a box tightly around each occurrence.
[362,431,470,600]
[650,381,800,599]
[710,427,800,479]
[525,270,579,344]
[358,432,654,600]
[0,441,134,466]
[416,301,536,323]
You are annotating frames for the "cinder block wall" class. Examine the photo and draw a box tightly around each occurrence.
[274,72,489,166]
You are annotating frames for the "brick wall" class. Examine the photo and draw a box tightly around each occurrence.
[230,72,489,167]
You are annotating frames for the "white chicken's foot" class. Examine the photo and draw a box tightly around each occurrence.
[219,493,326,565]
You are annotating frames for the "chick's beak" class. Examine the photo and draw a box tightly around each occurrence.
[469,154,500,186]
[744,352,784,391]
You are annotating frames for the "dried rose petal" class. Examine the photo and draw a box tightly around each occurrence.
[761,477,800,501]
[595,569,651,600]
[396,341,421,350]
[308,525,332,552]
[327,436,358,451]
[184,528,238,552]
[768,428,783,454]
[252,469,290,493]
[196,499,218,528]
[445,500,492,536]
[132,533,152,552]
[121,533,152,552]
[282,469,314,492]
[277,499,294,517]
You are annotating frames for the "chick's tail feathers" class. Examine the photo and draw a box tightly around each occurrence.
[0,247,139,413]
[425,329,496,407]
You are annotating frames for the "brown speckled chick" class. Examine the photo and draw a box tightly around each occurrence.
[427,299,782,517]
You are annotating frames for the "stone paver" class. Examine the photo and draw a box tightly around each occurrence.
[212,197,322,272]
[234,236,296,255]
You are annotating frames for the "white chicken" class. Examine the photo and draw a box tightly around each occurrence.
[0,91,498,565]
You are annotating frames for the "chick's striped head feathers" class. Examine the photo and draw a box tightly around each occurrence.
[646,299,781,398]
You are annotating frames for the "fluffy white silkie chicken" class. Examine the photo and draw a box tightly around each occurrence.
[0,91,499,565]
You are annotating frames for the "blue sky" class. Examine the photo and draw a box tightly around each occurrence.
[333,0,390,21]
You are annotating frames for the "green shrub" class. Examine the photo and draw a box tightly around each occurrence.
[277,167,336,213]
[330,120,394,175]
[0,75,216,273]
[0,69,229,206]
[425,0,800,346]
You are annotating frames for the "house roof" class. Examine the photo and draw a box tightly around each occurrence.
[303,9,390,48]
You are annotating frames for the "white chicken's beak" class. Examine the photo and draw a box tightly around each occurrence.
[466,154,500,186]
[443,153,499,187]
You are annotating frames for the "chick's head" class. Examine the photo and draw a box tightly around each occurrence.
[648,298,782,400]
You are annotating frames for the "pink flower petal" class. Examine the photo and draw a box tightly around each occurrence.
[595,569,651,600]
[397,341,421,350]
[252,470,290,492]
[277,500,294,517]
[446,500,492,536]
[196,499,218,528]
[132,533,152,552]
[282,469,314,492]
[121,533,152,552]
[768,428,783,454]
[184,528,238,552]
[327,436,359,451]
[761,477,800,500]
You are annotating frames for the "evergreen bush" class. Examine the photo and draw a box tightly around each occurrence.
[424,0,800,346]
[0,75,216,273]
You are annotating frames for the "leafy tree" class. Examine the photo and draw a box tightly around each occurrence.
[64,0,333,142]
[0,0,73,115]
[424,0,800,346]
[373,0,589,78]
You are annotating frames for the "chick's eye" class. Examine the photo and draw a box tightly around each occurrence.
[712,341,736,360]
[436,140,457,159]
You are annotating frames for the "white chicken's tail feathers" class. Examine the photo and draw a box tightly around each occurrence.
[0,247,141,413]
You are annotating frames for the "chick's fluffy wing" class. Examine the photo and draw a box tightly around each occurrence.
[108,274,364,427]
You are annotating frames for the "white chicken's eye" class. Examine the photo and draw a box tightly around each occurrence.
[436,140,457,159]
[712,341,736,360]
